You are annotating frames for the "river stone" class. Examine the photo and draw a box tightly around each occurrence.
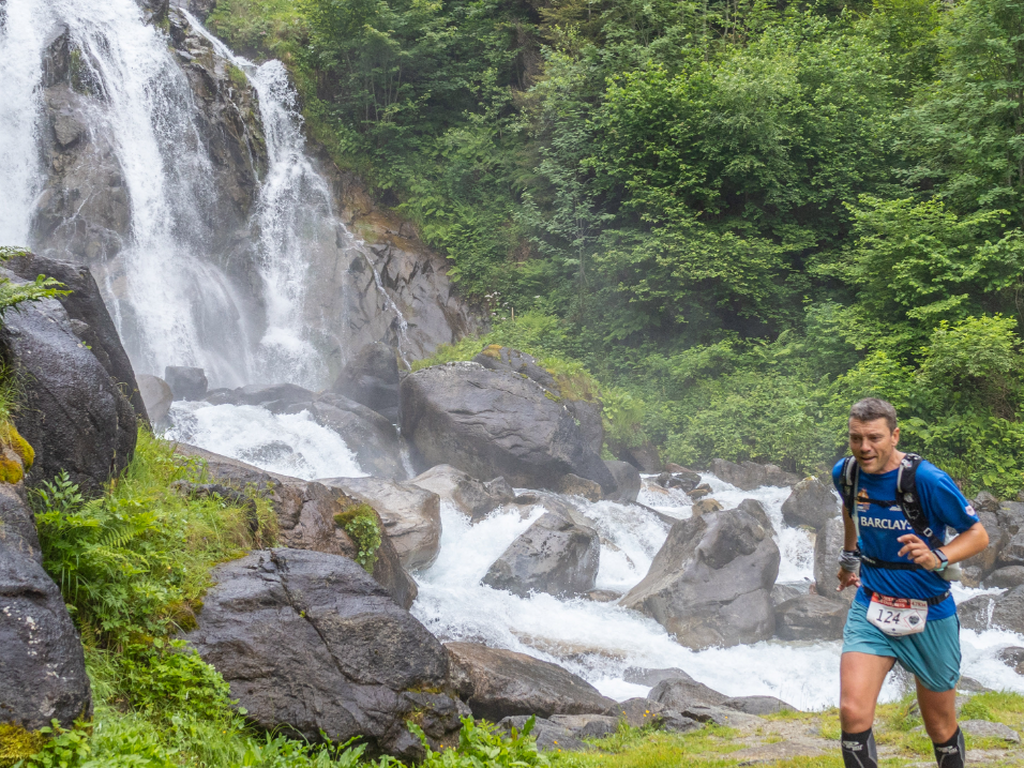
[721,696,798,715]
[0,486,92,730]
[165,366,208,401]
[622,503,780,649]
[186,549,463,761]
[307,394,406,481]
[710,459,800,490]
[5,252,149,425]
[482,507,599,598]
[138,374,173,427]
[604,698,700,733]
[445,641,615,722]
[555,473,602,502]
[983,566,1024,589]
[331,342,400,423]
[957,594,998,632]
[0,290,136,496]
[962,508,1007,582]
[623,667,692,687]
[813,515,856,604]
[991,584,1024,634]
[959,720,1021,743]
[399,362,614,493]
[774,594,848,641]
[549,714,620,739]
[472,346,605,460]
[495,716,587,752]
[320,477,441,571]
[781,477,839,530]
[604,460,641,503]
[995,505,1024,573]
[998,647,1024,674]
[408,464,515,522]
[647,674,728,710]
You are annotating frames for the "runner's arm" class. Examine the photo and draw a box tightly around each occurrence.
[896,522,989,570]
[837,504,861,590]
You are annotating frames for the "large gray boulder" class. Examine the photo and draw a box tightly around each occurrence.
[320,477,441,571]
[186,549,464,761]
[408,464,515,522]
[710,459,800,491]
[5,252,148,425]
[781,477,839,530]
[0,290,136,496]
[0,484,92,731]
[604,460,641,503]
[774,594,848,641]
[482,506,600,599]
[445,642,615,722]
[622,501,780,649]
[400,362,614,493]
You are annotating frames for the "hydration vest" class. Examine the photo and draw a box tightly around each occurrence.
[839,452,959,579]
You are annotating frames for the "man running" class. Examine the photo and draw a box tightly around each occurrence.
[834,398,988,768]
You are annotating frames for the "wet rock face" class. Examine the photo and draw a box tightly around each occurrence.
[0,485,92,731]
[186,549,463,762]
[0,285,136,496]
[622,503,781,649]
[4,252,149,425]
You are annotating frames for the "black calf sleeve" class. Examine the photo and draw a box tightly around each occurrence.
[841,728,878,768]
[933,726,965,768]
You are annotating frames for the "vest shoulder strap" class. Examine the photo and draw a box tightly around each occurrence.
[895,452,944,548]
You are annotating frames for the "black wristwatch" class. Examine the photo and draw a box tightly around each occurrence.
[931,549,949,573]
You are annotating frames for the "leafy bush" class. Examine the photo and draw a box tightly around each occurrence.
[334,504,382,572]
[403,716,549,768]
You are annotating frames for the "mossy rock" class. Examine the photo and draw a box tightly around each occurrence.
[0,422,33,471]
[0,722,46,768]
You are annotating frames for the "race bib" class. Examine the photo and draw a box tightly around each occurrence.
[867,593,928,636]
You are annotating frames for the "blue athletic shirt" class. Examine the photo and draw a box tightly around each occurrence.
[831,458,979,621]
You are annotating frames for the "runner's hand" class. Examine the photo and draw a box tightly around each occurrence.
[897,533,941,569]
[836,567,860,591]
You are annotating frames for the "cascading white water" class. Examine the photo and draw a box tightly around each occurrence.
[0,1,418,390]
[0,0,258,385]
[410,476,1024,710]
[0,1,46,246]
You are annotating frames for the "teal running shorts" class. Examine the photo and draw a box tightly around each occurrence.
[842,598,962,692]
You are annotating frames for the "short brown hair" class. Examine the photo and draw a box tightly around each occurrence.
[849,398,897,432]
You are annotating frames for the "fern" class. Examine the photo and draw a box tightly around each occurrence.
[0,245,70,319]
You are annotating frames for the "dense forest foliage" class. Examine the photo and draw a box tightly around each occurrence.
[209,0,1024,495]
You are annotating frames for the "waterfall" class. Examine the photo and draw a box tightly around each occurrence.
[0,0,415,389]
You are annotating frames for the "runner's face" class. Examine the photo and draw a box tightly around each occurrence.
[849,417,900,474]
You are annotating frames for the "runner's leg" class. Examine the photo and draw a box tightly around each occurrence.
[840,652,894,768]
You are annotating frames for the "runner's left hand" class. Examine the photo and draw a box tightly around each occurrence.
[897,533,940,569]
